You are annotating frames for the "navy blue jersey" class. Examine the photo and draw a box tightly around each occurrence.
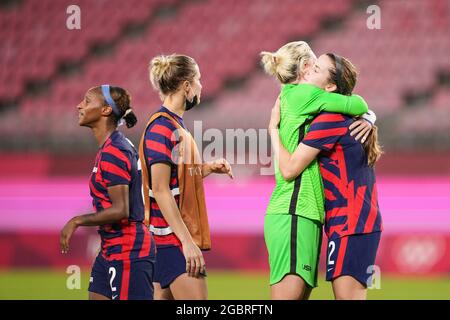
[90,130,152,260]
[303,112,383,240]
[143,106,185,248]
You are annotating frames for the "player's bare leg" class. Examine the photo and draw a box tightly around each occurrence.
[153,282,175,300]
[89,292,110,300]
[170,273,207,300]
[332,275,367,300]
[271,274,310,300]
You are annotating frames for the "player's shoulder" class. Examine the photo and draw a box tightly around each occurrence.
[282,83,316,101]
[147,114,178,132]
[104,133,135,158]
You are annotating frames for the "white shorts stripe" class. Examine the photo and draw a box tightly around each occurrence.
[149,187,180,198]
[149,225,173,236]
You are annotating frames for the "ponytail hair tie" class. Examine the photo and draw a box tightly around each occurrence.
[272,55,277,64]
[123,108,133,118]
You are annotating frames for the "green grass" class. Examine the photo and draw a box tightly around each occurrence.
[0,269,449,300]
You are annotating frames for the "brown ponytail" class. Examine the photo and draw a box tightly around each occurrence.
[122,107,138,128]
[364,125,383,167]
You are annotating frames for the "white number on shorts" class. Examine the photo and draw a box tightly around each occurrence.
[328,241,336,266]
[109,267,117,292]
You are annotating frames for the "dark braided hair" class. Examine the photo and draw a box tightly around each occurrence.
[93,85,138,128]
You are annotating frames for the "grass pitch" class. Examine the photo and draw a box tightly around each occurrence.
[0,269,449,300]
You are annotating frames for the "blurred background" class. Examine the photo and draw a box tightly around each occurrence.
[0,0,449,299]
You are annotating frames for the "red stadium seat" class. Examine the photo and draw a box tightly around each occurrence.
[1,0,449,137]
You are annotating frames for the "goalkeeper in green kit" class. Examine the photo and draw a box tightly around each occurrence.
[260,41,375,300]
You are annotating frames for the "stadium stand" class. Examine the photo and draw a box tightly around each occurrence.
[0,0,448,148]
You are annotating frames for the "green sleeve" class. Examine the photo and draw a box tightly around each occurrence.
[317,92,369,116]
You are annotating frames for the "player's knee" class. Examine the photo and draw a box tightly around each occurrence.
[272,291,302,300]
[333,285,366,300]
[335,292,366,300]
[190,291,208,300]
[271,282,304,300]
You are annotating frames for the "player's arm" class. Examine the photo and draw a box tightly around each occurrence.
[151,163,205,278]
[151,163,195,246]
[318,92,369,116]
[269,98,321,180]
[271,129,320,181]
[287,87,372,141]
[350,109,377,142]
[73,185,130,225]
[307,89,375,142]
[144,118,205,277]
[60,185,130,253]
[319,94,377,143]
[202,159,234,179]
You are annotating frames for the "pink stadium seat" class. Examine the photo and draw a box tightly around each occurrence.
[1,0,449,138]
[432,88,450,109]
[0,0,165,103]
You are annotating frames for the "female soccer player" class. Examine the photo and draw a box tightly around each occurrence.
[261,41,375,300]
[268,53,383,300]
[141,54,233,300]
[60,85,156,300]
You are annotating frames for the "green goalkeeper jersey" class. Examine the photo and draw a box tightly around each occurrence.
[266,83,369,223]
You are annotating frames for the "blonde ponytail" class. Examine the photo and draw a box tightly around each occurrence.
[260,41,315,84]
[149,55,174,92]
[149,54,197,97]
[260,51,280,77]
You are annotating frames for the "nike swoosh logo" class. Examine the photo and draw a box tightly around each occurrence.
[112,295,118,300]
[327,268,333,272]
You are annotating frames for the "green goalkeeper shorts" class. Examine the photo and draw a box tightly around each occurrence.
[264,214,322,288]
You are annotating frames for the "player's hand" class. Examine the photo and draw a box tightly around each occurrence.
[268,96,281,131]
[207,158,233,179]
[182,240,206,278]
[349,118,372,143]
[60,218,79,254]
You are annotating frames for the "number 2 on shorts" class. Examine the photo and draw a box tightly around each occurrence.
[109,267,117,292]
[328,241,336,266]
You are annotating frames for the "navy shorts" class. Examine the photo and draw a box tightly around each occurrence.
[88,253,155,300]
[153,246,207,289]
[153,246,186,289]
[326,232,381,287]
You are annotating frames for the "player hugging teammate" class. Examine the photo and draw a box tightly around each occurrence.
[264,41,383,300]
[59,43,382,301]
